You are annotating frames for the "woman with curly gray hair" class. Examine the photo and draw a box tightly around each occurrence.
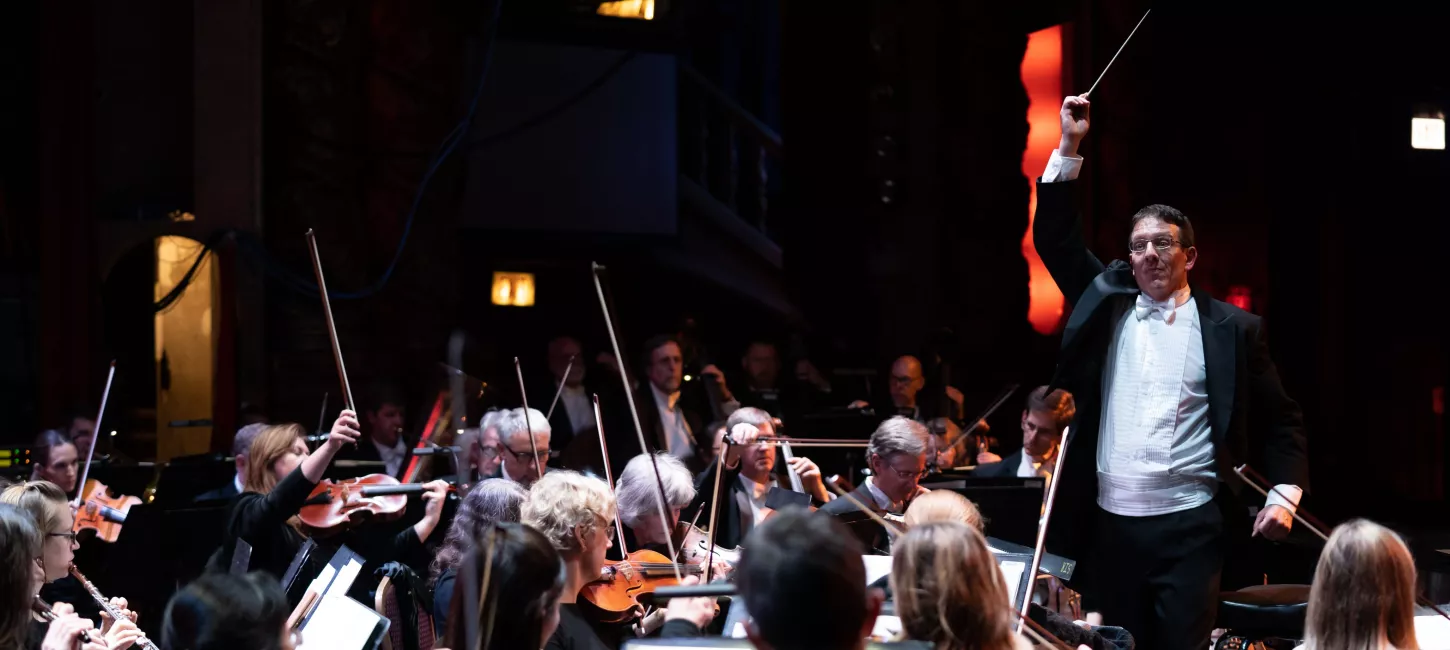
[428,478,529,631]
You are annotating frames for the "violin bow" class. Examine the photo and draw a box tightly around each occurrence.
[305,230,356,431]
[591,262,683,581]
[1234,464,1450,623]
[448,330,469,491]
[703,441,727,583]
[74,360,117,508]
[592,394,630,555]
[943,383,1020,462]
[1019,425,1071,634]
[512,357,545,478]
[545,355,577,421]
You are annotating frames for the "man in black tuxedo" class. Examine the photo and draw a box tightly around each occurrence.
[537,335,597,454]
[972,386,1074,481]
[687,407,832,549]
[1034,95,1309,650]
[625,335,734,475]
[818,416,931,553]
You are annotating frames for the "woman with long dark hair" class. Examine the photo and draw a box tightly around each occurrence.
[439,522,567,650]
[429,479,529,630]
[29,431,79,498]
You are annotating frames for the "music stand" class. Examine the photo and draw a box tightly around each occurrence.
[918,476,1045,548]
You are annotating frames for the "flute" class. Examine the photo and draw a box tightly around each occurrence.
[32,596,93,644]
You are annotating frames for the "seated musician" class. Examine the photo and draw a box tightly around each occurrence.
[429,479,529,631]
[217,413,450,581]
[2,503,97,650]
[159,573,293,650]
[820,416,931,519]
[522,470,715,650]
[456,410,505,484]
[614,452,695,556]
[974,387,1074,482]
[438,522,567,650]
[496,407,551,489]
[892,521,1029,650]
[1298,519,1419,650]
[901,489,983,532]
[29,431,79,499]
[735,507,883,650]
[688,407,833,550]
[195,423,269,502]
[334,383,412,479]
[2,481,146,649]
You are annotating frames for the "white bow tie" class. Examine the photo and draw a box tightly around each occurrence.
[1135,294,1178,324]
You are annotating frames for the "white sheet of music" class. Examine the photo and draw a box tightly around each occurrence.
[998,560,1026,608]
[1416,614,1450,649]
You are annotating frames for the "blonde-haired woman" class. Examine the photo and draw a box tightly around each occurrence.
[523,470,715,649]
[1301,519,1418,650]
[891,521,1028,650]
[1,481,146,649]
[222,413,450,579]
[902,489,984,532]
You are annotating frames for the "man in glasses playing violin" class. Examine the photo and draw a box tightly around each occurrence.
[495,407,552,488]
[1032,94,1309,650]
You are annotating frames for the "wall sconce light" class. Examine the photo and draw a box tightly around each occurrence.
[491,272,536,307]
[1412,104,1444,150]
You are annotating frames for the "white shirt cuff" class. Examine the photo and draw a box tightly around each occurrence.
[1265,484,1303,514]
[1041,150,1084,183]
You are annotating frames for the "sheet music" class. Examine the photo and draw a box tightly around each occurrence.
[300,594,387,650]
[1417,615,1450,649]
[998,560,1026,609]
[330,559,364,597]
[862,555,893,587]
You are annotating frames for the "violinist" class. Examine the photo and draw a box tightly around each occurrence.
[29,431,79,499]
[973,387,1074,482]
[820,416,931,518]
[688,407,833,550]
[891,522,1028,650]
[496,407,552,488]
[522,470,714,650]
[614,453,694,556]
[1299,519,1418,650]
[438,522,566,650]
[1,482,145,650]
[428,479,528,631]
[217,413,450,580]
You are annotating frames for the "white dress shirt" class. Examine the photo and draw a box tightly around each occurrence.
[1041,150,1302,518]
[1016,452,1052,480]
[233,473,245,495]
[558,382,594,434]
[373,437,408,477]
[651,383,695,460]
[738,473,774,527]
[862,477,927,515]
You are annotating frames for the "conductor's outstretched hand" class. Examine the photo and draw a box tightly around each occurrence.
[1059,95,1091,155]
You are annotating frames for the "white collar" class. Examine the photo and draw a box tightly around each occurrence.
[650,382,681,410]
[738,472,772,500]
[863,477,896,512]
[233,473,244,494]
[372,436,406,458]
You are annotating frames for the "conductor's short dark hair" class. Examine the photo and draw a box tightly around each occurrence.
[1129,204,1195,249]
[737,508,868,650]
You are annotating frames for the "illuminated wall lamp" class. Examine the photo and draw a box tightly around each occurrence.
[1412,104,1444,150]
[491,272,536,307]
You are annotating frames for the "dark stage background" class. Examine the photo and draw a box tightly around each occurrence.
[1,0,1447,574]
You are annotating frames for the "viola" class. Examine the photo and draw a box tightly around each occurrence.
[73,479,141,543]
[580,549,707,624]
[298,473,456,536]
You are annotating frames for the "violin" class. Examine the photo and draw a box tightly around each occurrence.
[73,479,141,543]
[298,474,456,536]
[673,520,740,571]
[580,549,708,624]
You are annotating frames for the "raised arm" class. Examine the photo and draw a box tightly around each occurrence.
[1033,95,1105,307]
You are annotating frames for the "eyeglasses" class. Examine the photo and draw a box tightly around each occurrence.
[1129,237,1183,254]
[884,466,931,481]
[48,531,77,544]
[504,447,551,464]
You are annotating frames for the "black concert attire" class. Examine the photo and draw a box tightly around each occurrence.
[1034,154,1309,650]
[212,466,428,591]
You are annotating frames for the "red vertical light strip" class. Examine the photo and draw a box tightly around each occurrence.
[1022,26,1066,335]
